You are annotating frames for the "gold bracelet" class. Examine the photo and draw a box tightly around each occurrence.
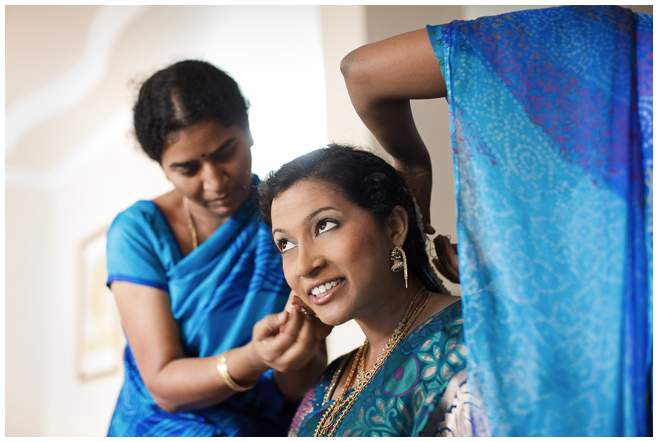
[216,351,257,392]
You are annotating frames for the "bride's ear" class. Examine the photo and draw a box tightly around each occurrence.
[388,205,409,247]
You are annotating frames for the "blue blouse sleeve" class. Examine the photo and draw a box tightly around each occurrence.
[106,201,178,292]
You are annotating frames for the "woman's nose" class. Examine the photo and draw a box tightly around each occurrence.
[295,245,325,278]
[201,163,226,191]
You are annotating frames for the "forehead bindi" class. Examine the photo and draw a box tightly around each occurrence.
[163,122,238,165]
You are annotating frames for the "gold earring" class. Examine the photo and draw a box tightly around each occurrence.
[390,246,408,288]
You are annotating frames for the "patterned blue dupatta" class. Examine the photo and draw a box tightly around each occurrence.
[428,6,652,436]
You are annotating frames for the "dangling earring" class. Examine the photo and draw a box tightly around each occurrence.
[390,246,408,288]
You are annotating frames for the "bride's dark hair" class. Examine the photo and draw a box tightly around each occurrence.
[258,144,447,293]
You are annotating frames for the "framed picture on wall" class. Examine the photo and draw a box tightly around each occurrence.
[77,226,124,380]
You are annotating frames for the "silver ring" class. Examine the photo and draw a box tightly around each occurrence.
[300,307,309,315]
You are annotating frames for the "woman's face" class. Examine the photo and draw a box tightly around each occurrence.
[161,120,253,221]
[270,179,404,326]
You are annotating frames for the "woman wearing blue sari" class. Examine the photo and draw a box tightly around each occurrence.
[105,60,328,436]
[342,5,652,437]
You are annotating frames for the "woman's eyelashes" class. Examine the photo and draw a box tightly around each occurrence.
[173,142,238,177]
[173,162,200,176]
[277,238,297,253]
[316,219,338,235]
[276,219,338,254]
[180,165,199,176]
[210,143,237,162]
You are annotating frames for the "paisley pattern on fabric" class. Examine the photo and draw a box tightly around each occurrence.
[105,176,296,436]
[422,369,483,437]
[427,5,652,436]
[289,301,473,437]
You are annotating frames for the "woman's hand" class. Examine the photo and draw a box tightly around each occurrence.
[252,292,331,400]
[287,296,334,339]
[252,293,332,373]
[111,281,261,413]
[432,234,460,283]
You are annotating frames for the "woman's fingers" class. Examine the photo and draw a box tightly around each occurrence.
[432,235,460,283]
[254,293,332,371]
[290,294,333,339]
[273,317,319,368]
[424,222,436,235]
[254,311,287,340]
[263,307,305,357]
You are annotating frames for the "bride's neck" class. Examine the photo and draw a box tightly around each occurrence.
[355,282,427,355]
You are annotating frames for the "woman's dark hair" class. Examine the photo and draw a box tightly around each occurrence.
[133,60,250,163]
[259,144,446,293]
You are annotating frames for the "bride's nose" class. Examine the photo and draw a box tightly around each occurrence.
[295,244,325,278]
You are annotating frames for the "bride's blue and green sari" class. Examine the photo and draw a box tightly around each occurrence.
[289,301,472,437]
[105,176,296,436]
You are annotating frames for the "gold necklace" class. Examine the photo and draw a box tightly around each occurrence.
[314,288,431,437]
[183,197,198,250]
[316,344,365,434]
[322,354,351,405]
[320,287,425,406]
[357,287,426,386]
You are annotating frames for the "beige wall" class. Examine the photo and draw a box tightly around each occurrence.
[6,4,652,437]
[6,5,328,436]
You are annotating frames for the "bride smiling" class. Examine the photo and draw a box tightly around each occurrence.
[258,144,478,437]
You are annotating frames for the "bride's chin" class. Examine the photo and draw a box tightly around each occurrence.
[315,312,349,328]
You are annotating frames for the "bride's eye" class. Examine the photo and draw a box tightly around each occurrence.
[277,238,297,253]
[316,219,338,236]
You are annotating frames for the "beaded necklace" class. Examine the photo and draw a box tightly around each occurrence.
[314,288,431,437]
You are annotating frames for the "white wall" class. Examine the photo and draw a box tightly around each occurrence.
[6,5,328,436]
[319,5,370,362]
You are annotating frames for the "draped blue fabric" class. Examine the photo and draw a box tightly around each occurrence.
[105,176,296,436]
[427,6,652,436]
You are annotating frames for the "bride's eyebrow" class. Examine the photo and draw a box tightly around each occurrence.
[304,206,337,224]
[272,206,338,235]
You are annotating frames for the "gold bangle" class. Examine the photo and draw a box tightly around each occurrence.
[216,351,257,392]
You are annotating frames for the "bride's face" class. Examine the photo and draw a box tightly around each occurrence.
[270,179,401,326]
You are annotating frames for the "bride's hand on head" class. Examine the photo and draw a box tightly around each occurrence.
[252,292,332,372]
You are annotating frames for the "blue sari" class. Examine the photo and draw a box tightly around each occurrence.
[105,176,296,436]
[428,6,652,436]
